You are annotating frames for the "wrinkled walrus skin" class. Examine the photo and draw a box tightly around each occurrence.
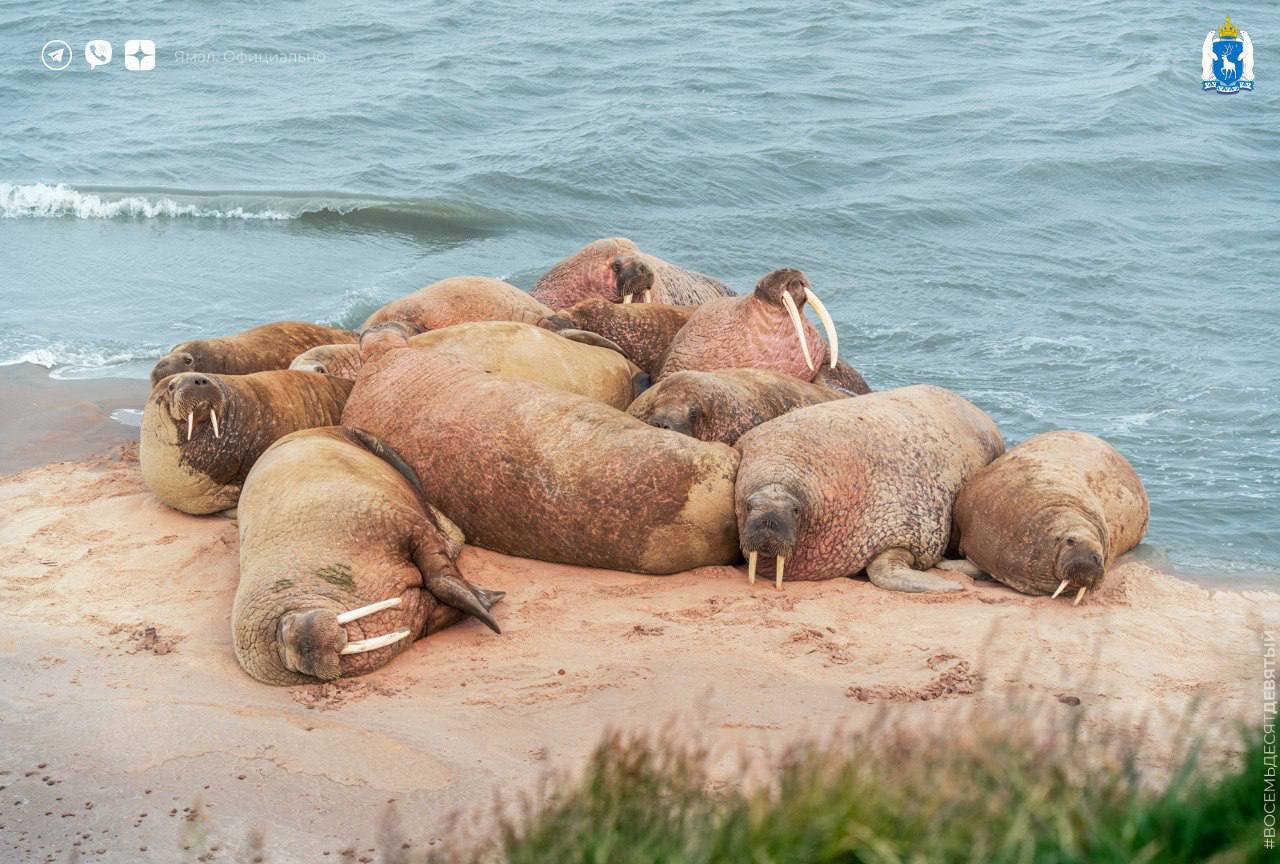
[149,321,357,386]
[342,333,740,574]
[539,298,695,375]
[233,427,503,685]
[953,430,1149,602]
[530,237,733,309]
[734,385,1004,592]
[140,370,352,514]
[361,276,551,331]
[628,368,846,446]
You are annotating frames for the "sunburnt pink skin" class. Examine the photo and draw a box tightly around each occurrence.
[734,385,1004,592]
[530,237,733,309]
[656,269,840,384]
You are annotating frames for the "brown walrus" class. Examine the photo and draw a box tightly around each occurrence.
[656,269,841,384]
[628,369,846,445]
[734,385,1003,591]
[530,237,733,309]
[233,426,502,685]
[293,322,642,407]
[538,298,695,375]
[149,322,357,386]
[140,370,352,514]
[951,430,1149,605]
[342,327,740,574]
[361,276,551,331]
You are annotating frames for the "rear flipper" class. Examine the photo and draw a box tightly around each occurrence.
[413,532,503,634]
[557,328,627,357]
[866,547,964,594]
[935,558,988,580]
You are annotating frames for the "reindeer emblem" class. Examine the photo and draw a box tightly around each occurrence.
[1218,49,1236,79]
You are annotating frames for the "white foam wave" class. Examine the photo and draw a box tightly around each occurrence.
[0,182,297,220]
[0,340,160,379]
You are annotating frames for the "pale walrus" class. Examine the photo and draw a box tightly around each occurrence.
[149,322,357,386]
[140,370,352,514]
[530,237,733,309]
[342,328,740,574]
[656,269,841,384]
[538,298,695,375]
[951,430,1149,605]
[361,276,551,331]
[233,426,503,685]
[628,369,846,445]
[734,385,1004,591]
[290,343,364,379]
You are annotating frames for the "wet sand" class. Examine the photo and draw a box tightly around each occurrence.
[1,444,1276,861]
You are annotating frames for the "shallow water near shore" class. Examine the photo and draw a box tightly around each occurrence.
[1,1,1277,585]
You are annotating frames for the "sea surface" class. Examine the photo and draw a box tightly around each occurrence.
[1,1,1276,585]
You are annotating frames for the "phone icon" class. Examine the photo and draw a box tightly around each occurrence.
[85,40,112,69]
[124,39,155,71]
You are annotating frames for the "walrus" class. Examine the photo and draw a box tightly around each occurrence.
[734,385,1003,591]
[140,370,352,514]
[149,322,357,386]
[538,298,695,375]
[628,369,846,445]
[233,426,503,685]
[656,269,841,384]
[361,276,551,331]
[342,327,740,574]
[950,431,1149,605]
[530,237,733,309]
[294,323,643,407]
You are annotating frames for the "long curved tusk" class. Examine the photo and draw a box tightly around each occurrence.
[748,550,758,585]
[780,292,814,372]
[210,410,221,439]
[1072,585,1088,607]
[336,596,402,624]
[804,289,838,368]
[186,411,194,442]
[643,289,652,303]
[622,294,633,304]
[776,555,785,590]
[1051,579,1070,599]
[340,628,411,655]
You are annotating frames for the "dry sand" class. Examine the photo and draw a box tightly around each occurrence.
[2,447,1276,862]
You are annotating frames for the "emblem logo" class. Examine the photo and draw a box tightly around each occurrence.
[1202,16,1254,93]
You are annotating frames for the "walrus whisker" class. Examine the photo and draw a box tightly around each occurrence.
[1073,585,1088,607]
[186,411,194,442]
[1051,579,1070,599]
[780,291,814,372]
[776,555,785,590]
[340,628,411,655]
[748,550,758,585]
[804,289,839,369]
[336,596,402,624]
[210,409,221,439]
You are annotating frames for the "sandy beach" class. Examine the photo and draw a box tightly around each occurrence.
[2,429,1276,861]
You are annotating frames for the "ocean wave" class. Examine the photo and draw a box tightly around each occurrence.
[0,339,160,379]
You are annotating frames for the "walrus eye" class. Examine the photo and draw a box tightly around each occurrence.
[315,364,327,375]
[183,356,193,365]
[611,259,622,275]
[1065,537,1077,546]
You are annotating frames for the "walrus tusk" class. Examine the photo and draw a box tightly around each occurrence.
[186,411,194,442]
[804,289,838,368]
[748,550,758,585]
[1051,579,1070,599]
[623,294,633,304]
[1073,585,1088,607]
[780,291,814,372]
[210,410,221,439]
[776,555,785,590]
[340,628,411,655]
[336,596,402,624]
[643,289,652,303]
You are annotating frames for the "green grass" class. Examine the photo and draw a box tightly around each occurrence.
[431,714,1264,864]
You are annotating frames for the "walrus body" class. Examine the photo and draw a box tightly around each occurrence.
[361,276,550,331]
[628,369,845,445]
[952,431,1149,604]
[290,343,363,379]
[657,269,841,384]
[140,370,352,514]
[233,427,502,685]
[540,298,695,375]
[531,237,732,309]
[150,322,357,386]
[342,330,740,574]
[734,385,1003,591]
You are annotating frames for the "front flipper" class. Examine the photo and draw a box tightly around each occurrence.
[935,558,988,580]
[866,548,963,594]
[557,328,627,357]
[412,531,503,634]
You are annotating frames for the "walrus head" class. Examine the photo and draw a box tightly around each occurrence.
[290,343,363,380]
[163,372,229,442]
[753,269,840,372]
[1050,531,1106,606]
[150,348,200,387]
[739,482,803,589]
[610,256,655,304]
[358,321,418,363]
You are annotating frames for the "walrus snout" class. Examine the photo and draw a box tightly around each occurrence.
[166,373,227,441]
[1052,536,1106,605]
[741,485,801,589]
[643,404,700,438]
[150,351,197,386]
[612,257,654,304]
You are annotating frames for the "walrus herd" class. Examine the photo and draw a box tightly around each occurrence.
[138,237,1151,685]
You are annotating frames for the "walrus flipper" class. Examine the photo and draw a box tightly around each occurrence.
[411,537,503,634]
[865,548,963,594]
[557,328,628,357]
[935,558,988,580]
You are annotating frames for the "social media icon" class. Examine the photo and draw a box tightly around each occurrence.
[41,40,73,71]
[85,40,112,69]
[124,39,155,71]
